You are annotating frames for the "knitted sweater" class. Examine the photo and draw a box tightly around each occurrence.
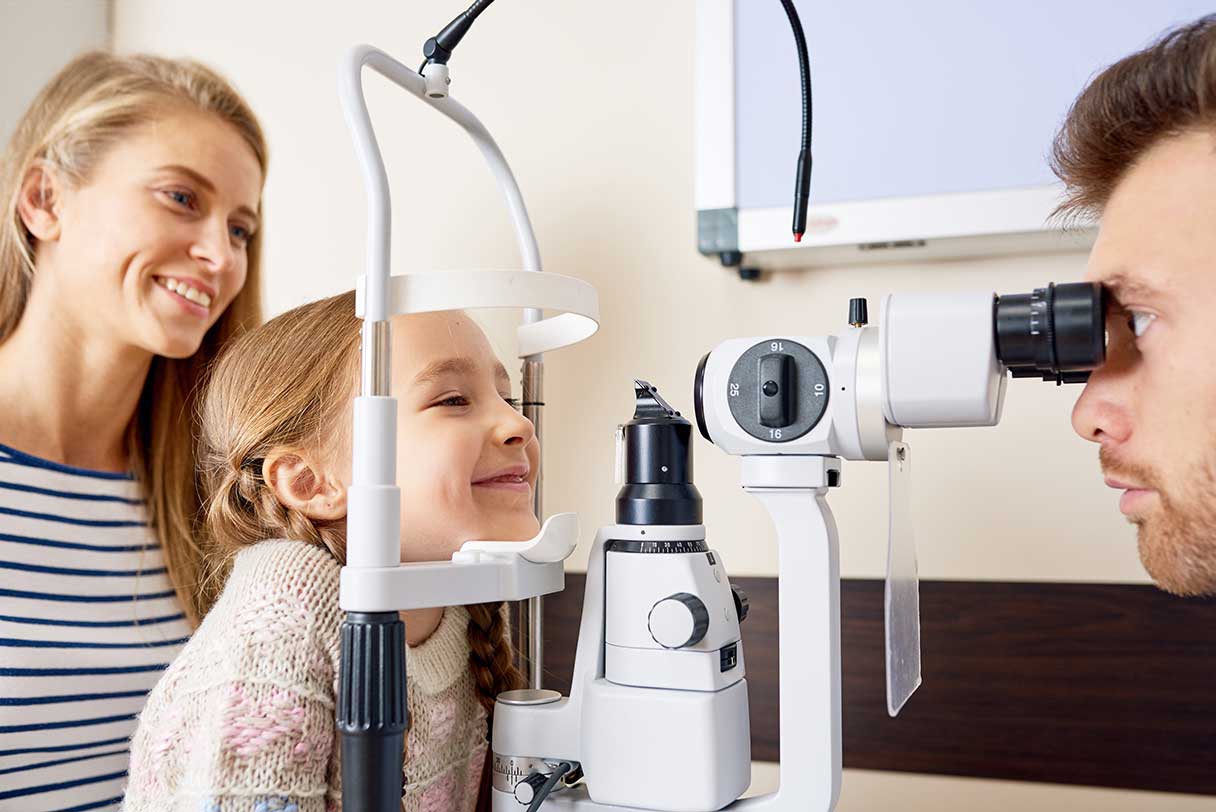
[122,541,489,812]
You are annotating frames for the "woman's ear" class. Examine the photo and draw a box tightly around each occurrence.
[16,162,63,242]
[262,449,347,521]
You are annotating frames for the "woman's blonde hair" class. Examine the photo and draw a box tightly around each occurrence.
[198,290,523,714]
[0,51,268,626]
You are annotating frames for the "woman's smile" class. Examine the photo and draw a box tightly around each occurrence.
[154,274,214,318]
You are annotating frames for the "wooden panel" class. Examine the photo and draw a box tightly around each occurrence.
[541,575,1216,795]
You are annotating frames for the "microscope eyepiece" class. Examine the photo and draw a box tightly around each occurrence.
[994,282,1106,385]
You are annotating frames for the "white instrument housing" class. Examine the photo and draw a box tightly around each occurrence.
[605,542,744,693]
[491,524,752,812]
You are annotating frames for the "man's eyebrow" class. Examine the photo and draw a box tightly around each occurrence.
[1102,274,1170,304]
[155,163,261,228]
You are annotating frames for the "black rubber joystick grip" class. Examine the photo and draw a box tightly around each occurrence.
[338,611,408,812]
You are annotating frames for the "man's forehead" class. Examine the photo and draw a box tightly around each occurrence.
[1086,224,1182,306]
[1085,130,1216,302]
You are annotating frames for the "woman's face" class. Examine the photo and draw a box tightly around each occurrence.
[387,311,540,562]
[39,109,262,358]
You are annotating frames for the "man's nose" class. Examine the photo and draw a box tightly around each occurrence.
[1072,357,1133,446]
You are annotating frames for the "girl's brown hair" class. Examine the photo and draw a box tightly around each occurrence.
[197,290,523,714]
[1051,14,1216,220]
[0,51,268,626]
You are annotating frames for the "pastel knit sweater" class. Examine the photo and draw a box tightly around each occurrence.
[122,540,489,812]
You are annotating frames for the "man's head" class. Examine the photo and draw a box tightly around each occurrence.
[1054,16,1216,595]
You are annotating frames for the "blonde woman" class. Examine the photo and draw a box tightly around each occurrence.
[0,52,266,808]
[124,293,528,812]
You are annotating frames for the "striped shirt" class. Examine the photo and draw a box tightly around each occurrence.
[0,443,191,812]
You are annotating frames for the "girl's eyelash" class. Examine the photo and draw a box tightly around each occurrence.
[435,394,520,408]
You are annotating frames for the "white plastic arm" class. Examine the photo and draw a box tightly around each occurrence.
[733,455,843,812]
[338,44,543,323]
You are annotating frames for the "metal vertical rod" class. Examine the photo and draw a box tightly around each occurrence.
[361,321,392,396]
[521,358,545,688]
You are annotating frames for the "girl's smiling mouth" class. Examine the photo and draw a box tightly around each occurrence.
[473,464,530,492]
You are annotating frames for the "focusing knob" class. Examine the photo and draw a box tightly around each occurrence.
[849,297,869,327]
[514,771,549,805]
[731,584,750,623]
[648,592,710,649]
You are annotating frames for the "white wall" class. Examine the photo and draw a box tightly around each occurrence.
[0,0,110,145]
[110,2,1206,809]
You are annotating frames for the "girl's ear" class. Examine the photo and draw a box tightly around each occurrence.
[17,162,63,242]
[262,450,347,521]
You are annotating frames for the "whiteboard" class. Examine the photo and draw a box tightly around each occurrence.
[736,0,1214,208]
[696,1,1215,268]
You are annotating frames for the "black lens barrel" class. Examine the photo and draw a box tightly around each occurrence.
[616,380,703,526]
[994,282,1106,384]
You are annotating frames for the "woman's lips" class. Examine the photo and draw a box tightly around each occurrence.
[154,276,211,319]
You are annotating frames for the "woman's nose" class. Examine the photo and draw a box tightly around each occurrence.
[189,218,237,274]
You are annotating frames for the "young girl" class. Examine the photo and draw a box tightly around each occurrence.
[123,291,537,811]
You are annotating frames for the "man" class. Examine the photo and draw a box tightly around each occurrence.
[1056,15,1216,596]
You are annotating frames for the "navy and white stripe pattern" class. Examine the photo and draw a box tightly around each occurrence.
[0,444,191,811]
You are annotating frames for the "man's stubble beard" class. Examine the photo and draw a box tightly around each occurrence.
[1101,446,1216,596]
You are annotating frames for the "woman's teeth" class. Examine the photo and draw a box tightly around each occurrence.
[156,277,212,308]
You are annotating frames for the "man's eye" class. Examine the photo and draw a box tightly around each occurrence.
[1128,310,1156,338]
[503,395,521,409]
[438,395,470,407]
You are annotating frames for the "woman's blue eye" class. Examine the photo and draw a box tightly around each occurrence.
[165,189,194,208]
[230,224,251,243]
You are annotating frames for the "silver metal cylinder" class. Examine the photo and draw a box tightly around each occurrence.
[520,358,545,688]
[361,320,392,396]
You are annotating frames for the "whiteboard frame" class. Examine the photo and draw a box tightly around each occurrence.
[694,0,1096,270]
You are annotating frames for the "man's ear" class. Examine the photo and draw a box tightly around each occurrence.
[16,162,63,243]
[262,450,347,521]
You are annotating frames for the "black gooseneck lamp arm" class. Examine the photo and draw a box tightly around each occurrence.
[419,0,498,73]
[779,0,813,242]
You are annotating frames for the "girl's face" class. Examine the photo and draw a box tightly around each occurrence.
[35,110,262,358]
[388,311,540,562]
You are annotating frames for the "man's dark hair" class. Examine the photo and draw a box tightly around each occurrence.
[1052,14,1216,220]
